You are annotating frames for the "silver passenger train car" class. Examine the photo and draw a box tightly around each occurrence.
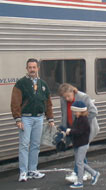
[0,0,106,161]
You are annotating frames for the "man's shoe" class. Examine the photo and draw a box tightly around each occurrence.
[91,172,100,185]
[19,172,27,182]
[28,170,45,179]
[65,172,78,183]
[70,182,83,189]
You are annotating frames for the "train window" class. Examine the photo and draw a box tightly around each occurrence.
[40,60,62,96]
[95,59,106,93]
[64,59,86,92]
[40,59,86,96]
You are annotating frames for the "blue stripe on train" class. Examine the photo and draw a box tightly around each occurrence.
[0,3,106,22]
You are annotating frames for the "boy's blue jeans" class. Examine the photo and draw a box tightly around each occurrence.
[74,145,96,183]
[74,156,88,175]
[19,116,44,173]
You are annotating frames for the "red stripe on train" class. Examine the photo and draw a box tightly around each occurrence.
[5,0,106,9]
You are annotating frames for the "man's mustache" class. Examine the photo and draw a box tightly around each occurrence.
[30,71,36,73]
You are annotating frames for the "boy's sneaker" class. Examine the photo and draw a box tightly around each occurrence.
[70,182,83,189]
[65,172,78,183]
[91,172,100,185]
[19,172,27,182]
[28,170,45,179]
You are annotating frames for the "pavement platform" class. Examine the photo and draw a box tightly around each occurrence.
[0,143,106,190]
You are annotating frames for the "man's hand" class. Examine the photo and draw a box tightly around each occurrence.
[16,121,24,130]
[49,121,55,127]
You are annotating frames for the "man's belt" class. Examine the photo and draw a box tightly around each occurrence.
[22,113,44,117]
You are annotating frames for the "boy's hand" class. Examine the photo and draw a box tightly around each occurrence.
[66,128,71,135]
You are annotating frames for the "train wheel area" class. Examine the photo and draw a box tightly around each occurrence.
[0,140,106,174]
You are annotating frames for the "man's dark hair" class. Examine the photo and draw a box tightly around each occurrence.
[26,58,40,68]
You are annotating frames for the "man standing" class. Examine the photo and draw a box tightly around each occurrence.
[11,58,54,182]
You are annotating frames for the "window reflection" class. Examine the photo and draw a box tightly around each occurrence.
[40,59,86,96]
[64,60,86,92]
[40,60,62,96]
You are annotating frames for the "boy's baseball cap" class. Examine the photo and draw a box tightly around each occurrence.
[71,101,87,112]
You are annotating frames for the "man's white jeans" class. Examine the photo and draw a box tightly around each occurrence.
[19,116,44,173]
